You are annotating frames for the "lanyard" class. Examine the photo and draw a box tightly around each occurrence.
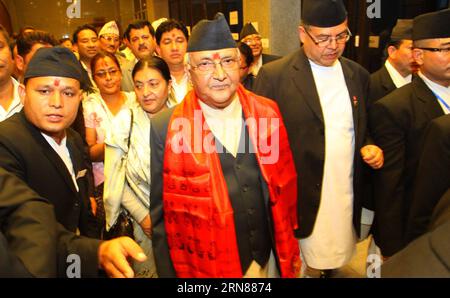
[432,91,450,112]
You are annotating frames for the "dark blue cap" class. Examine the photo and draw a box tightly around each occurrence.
[187,13,236,52]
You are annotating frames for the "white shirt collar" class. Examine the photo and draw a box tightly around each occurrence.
[251,55,263,76]
[385,60,412,88]
[198,94,242,156]
[169,72,190,105]
[40,132,80,192]
[41,132,67,150]
[170,72,189,86]
[418,71,450,114]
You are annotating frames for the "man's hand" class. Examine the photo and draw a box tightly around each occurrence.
[98,237,147,278]
[139,214,152,239]
[361,145,384,169]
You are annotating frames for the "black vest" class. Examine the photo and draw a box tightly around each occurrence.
[215,120,272,273]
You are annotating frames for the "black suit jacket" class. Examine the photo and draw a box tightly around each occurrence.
[0,111,98,238]
[369,65,396,107]
[262,53,281,65]
[253,48,370,238]
[149,108,176,277]
[0,167,100,277]
[382,188,450,277]
[369,76,444,256]
[405,114,450,244]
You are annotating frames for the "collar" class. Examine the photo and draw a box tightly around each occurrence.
[198,94,242,156]
[385,60,412,88]
[41,132,67,148]
[419,71,450,113]
[170,71,189,86]
[251,55,263,76]
[418,71,450,97]
[10,77,21,108]
[198,93,241,119]
[309,58,341,72]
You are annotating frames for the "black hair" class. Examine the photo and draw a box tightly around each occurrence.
[237,41,254,67]
[90,51,122,75]
[59,37,72,44]
[132,56,171,83]
[0,24,10,43]
[155,19,189,45]
[381,39,406,62]
[72,24,97,44]
[19,26,35,35]
[0,25,13,58]
[17,30,58,57]
[124,20,155,41]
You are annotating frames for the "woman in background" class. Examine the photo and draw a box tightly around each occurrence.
[104,56,171,277]
[83,52,135,204]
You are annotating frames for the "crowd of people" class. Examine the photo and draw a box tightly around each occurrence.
[0,0,449,278]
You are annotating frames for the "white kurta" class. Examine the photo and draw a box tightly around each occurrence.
[0,77,22,122]
[300,59,357,269]
[82,92,136,186]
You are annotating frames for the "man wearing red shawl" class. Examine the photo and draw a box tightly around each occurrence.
[149,13,300,278]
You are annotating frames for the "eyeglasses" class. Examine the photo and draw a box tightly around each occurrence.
[304,28,352,47]
[416,47,450,53]
[94,69,120,79]
[242,36,262,45]
[101,35,120,43]
[190,58,239,73]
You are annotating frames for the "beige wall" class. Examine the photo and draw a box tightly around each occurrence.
[147,0,169,22]
[243,0,301,56]
[269,0,301,56]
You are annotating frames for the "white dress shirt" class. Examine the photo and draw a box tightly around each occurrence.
[0,77,23,122]
[250,55,263,77]
[41,133,79,192]
[300,59,357,269]
[385,60,412,88]
[418,71,450,114]
[198,94,242,157]
[168,72,190,107]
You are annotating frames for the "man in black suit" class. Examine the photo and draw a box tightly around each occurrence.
[382,188,450,277]
[406,115,450,244]
[369,8,450,258]
[239,22,280,76]
[0,167,147,278]
[0,46,98,238]
[369,19,415,105]
[254,0,383,277]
